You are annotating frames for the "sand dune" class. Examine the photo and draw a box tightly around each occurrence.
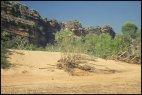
[1,49,141,94]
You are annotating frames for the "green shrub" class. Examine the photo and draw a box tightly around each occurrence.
[83,33,113,58]
[45,43,59,52]
[55,29,75,52]
[122,22,138,39]
[24,43,38,50]
[1,45,11,69]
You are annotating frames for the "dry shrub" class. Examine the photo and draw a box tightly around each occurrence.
[57,53,95,76]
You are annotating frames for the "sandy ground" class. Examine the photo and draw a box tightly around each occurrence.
[1,49,141,94]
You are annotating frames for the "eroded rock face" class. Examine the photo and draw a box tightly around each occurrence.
[85,25,115,38]
[1,1,61,46]
[62,20,115,38]
[62,20,87,36]
[1,1,43,46]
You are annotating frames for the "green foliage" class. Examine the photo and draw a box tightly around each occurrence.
[113,34,128,52]
[24,43,38,50]
[1,31,39,50]
[55,29,76,52]
[83,33,113,58]
[1,44,11,69]
[122,22,138,39]
[45,43,59,52]
[1,57,11,69]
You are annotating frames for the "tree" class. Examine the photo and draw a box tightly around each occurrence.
[121,23,141,63]
[55,29,75,51]
[121,22,138,39]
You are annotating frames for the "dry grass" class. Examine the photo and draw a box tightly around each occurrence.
[57,53,96,76]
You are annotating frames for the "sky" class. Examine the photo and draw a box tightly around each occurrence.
[20,1,141,34]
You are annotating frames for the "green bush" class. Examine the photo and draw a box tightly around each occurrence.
[83,33,112,58]
[24,43,38,50]
[45,43,58,51]
[122,22,138,39]
[1,31,40,50]
[55,29,75,52]
[1,45,11,69]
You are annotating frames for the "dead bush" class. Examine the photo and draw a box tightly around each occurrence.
[57,54,96,76]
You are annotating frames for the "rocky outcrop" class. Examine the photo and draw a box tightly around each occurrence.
[100,25,115,38]
[85,25,115,38]
[62,20,115,38]
[62,20,87,36]
[1,1,61,46]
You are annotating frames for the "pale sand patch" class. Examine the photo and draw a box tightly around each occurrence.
[1,49,141,94]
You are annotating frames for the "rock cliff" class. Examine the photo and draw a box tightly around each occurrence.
[1,1,61,46]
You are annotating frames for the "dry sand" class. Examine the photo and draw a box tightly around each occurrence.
[1,49,141,94]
